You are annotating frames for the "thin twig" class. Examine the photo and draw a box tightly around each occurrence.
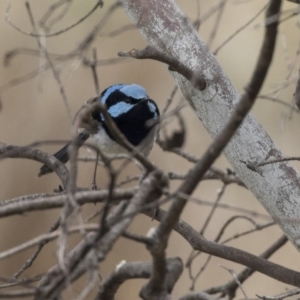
[5,1,103,38]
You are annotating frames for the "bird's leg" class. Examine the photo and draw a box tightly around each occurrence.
[91,152,99,190]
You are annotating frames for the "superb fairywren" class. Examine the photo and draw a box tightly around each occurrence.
[38,84,160,176]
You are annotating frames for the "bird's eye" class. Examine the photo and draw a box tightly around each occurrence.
[91,110,102,122]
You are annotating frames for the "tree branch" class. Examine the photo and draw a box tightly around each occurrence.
[121,0,300,252]
[96,257,182,300]
[144,207,300,288]
[0,144,69,188]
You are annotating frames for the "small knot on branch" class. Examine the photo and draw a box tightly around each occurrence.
[118,46,206,91]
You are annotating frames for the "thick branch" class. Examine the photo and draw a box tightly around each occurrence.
[138,2,281,298]
[294,68,300,110]
[122,0,300,252]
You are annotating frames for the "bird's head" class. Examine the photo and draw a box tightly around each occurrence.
[92,84,160,146]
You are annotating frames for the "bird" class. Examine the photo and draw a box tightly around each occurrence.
[38,84,160,177]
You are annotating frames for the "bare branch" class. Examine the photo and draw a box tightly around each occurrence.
[144,207,300,288]
[96,257,183,300]
[178,292,217,300]
[205,235,288,298]
[5,1,104,38]
[294,68,300,110]
[257,289,300,300]
[35,171,168,299]
[0,144,69,188]
[0,188,134,218]
[119,46,206,91]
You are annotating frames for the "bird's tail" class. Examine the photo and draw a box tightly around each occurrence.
[38,132,90,177]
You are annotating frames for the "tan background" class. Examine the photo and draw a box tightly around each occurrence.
[0,0,300,299]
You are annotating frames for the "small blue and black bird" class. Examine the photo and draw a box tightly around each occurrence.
[38,84,160,176]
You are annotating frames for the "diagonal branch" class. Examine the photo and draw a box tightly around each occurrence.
[122,0,300,253]
[96,257,183,300]
[144,207,300,288]
[131,1,282,298]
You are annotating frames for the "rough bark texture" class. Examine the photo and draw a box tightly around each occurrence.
[122,0,300,250]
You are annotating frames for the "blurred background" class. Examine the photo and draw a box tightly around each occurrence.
[0,0,300,299]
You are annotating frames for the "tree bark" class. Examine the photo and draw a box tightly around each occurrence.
[122,0,300,251]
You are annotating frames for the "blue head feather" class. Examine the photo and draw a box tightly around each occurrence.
[100,84,151,118]
[119,84,148,100]
[108,102,134,117]
[101,84,126,104]
[147,101,159,118]
[101,84,148,104]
